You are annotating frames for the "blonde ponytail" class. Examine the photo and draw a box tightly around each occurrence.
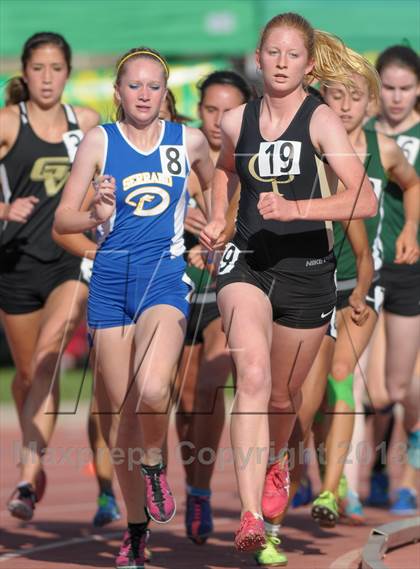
[312,31,381,104]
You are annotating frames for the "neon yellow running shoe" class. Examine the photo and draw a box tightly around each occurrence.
[337,474,348,502]
[254,534,288,567]
[311,491,339,528]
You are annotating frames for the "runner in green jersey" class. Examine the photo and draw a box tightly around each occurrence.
[364,45,420,516]
[315,69,417,525]
[274,64,417,530]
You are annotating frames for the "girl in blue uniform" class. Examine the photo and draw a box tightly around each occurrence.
[54,47,213,569]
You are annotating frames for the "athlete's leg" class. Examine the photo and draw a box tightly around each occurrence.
[265,323,328,526]
[322,306,377,495]
[174,343,202,482]
[286,335,335,509]
[383,312,420,405]
[19,280,88,484]
[135,304,187,464]
[88,396,114,495]
[344,346,369,496]
[269,323,328,462]
[190,316,231,490]
[218,283,273,516]
[364,313,393,495]
[0,310,42,427]
[91,325,147,523]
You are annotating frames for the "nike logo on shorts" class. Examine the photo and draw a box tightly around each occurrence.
[321,308,334,319]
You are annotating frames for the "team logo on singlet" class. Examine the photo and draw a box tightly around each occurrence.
[123,171,173,217]
[30,157,71,196]
[248,140,302,193]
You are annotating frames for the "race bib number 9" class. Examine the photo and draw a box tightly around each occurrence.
[397,135,419,166]
[258,140,301,177]
[63,129,84,163]
[159,145,186,177]
[218,242,240,275]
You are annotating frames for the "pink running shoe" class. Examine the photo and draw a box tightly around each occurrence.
[234,511,266,552]
[8,484,36,521]
[141,464,176,523]
[262,460,290,519]
[116,528,150,569]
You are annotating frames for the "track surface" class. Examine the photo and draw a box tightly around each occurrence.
[1,405,418,569]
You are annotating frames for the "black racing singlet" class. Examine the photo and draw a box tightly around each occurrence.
[0,102,83,262]
[234,95,337,270]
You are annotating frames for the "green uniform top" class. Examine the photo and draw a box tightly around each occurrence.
[334,129,387,282]
[365,118,420,264]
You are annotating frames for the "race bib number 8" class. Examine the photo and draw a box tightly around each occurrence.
[160,145,186,177]
[258,140,301,177]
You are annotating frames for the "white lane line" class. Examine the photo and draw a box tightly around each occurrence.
[0,532,122,563]
[329,548,361,569]
[0,517,235,562]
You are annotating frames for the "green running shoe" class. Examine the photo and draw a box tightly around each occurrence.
[254,534,288,567]
[311,491,339,527]
[337,474,348,502]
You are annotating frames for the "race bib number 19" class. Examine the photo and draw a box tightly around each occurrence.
[258,140,301,177]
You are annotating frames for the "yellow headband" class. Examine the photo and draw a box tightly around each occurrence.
[117,51,169,77]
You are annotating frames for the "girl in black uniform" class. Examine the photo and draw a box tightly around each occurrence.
[200,12,377,553]
[0,32,99,520]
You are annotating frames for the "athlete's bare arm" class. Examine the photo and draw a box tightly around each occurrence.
[52,186,97,259]
[52,107,101,256]
[200,106,244,251]
[74,106,101,133]
[54,127,109,234]
[185,127,214,217]
[0,106,39,222]
[378,133,419,261]
[343,219,374,325]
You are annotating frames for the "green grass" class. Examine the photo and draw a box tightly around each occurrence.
[0,367,235,406]
[0,367,93,404]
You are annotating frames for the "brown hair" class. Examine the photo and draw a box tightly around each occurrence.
[259,12,380,104]
[114,46,169,122]
[6,32,71,105]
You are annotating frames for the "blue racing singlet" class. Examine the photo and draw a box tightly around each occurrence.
[88,120,193,328]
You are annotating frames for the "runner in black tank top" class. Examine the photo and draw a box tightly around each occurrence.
[218,94,337,328]
[0,101,83,264]
[0,32,99,522]
[200,13,378,556]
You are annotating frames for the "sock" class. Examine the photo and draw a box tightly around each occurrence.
[100,488,115,498]
[128,521,149,534]
[187,484,211,498]
[141,463,163,473]
[17,481,32,489]
[265,522,281,537]
[268,448,288,466]
[373,405,395,474]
